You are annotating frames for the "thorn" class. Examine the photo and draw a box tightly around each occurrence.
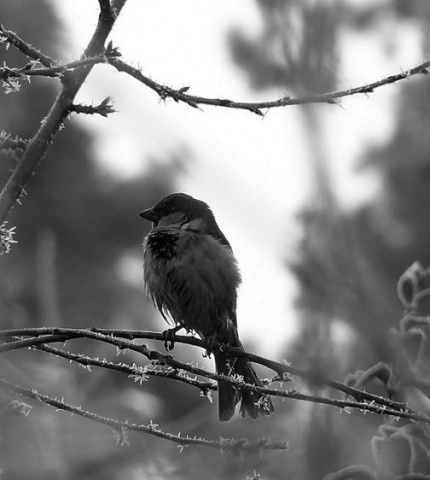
[250,107,264,116]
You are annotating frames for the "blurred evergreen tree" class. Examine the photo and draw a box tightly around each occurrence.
[230,2,349,478]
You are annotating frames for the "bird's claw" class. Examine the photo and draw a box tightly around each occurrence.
[202,334,219,358]
[161,325,183,351]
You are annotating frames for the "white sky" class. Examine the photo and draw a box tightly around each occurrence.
[52,0,423,357]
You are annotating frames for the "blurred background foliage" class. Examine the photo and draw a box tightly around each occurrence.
[2,0,430,479]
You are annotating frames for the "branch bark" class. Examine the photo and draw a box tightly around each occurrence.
[0,327,415,419]
[109,57,430,114]
[0,377,288,453]
[1,5,429,224]
[0,23,56,67]
[0,0,127,223]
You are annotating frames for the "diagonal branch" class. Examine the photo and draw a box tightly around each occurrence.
[0,377,288,453]
[0,327,411,415]
[3,329,430,424]
[0,54,110,80]
[0,24,56,67]
[35,342,216,392]
[0,0,127,224]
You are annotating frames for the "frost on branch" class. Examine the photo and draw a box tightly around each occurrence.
[0,222,17,254]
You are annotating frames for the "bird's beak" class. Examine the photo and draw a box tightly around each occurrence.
[139,207,158,223]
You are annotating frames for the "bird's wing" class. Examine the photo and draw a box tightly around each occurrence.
[208,224,233,252]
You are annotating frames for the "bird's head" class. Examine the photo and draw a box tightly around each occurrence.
[139,193,216,229]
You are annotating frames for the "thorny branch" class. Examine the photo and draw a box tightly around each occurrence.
[68,97,116,117]
[0,378,287,454]
[109,56,430,115]
[0,327,423,423]
[0,0,127,224]
[1,328,289,453]
[0,23,55,67]
[0,327,404,409]
[0,54,111,80]
[1,0,430,227]
[34,341,216,392]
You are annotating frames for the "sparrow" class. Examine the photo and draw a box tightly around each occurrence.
[139,193,274,421]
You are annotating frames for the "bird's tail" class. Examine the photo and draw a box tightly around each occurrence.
[215,344,274,422]
[215,351,239,422]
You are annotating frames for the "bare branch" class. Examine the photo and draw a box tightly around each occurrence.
[0,1,127,223]
[69,97,115,117]
[0,327,405,410]
[0,54,109,80]
[98,0,114,18]
[0,24,55,67]
[33,342,430,424]
[109,57,430,113]
[0,327,414,419]
[0,377,288,453]
[35,342,216,392]
[0,333,81,352]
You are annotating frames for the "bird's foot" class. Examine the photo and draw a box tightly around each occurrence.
[161,325,184,351]
[202,333,221,359]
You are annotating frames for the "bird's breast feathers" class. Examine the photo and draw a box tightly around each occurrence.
[142,219,241,335]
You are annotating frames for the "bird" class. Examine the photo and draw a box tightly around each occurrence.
[139,192,274,421]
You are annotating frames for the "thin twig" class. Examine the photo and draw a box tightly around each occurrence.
[0,327,406,410]
[69,97,115,117]
[0,377,288,453]
[0,327,414,418]
[109,57,430,113]
[0,333,80,352]
[0,24,56,67]
[34,342,216,392]
[0,55,109,80]
[0,0,127,223]
[32,342,430,424]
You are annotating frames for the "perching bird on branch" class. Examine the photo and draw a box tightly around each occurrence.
[139,193,274,421]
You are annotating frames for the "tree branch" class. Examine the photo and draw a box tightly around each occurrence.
[0,377,288,453]
[30,342,430,425]
[1,2,429,227]
[109,57,430,113]
[98,0,114,19]
[0,327,418,420]
[69,97,115,117]
[0,24,56,67]
[0,327,405,410]
[0,0,127,223]
[34,342,217,393]
[0,54,110,80]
